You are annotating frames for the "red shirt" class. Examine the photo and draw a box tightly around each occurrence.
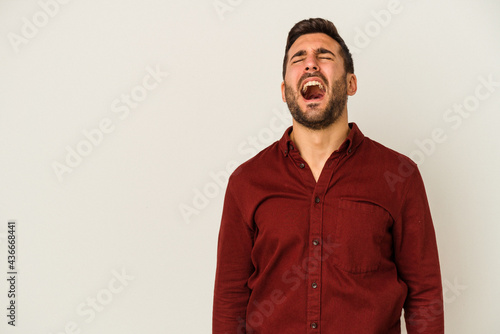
[213,123,444,334]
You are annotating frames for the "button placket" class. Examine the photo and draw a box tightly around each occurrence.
[306,155,339,332]
[307,188,324,332]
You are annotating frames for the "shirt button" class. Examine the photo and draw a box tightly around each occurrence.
[315,197,320,203]
[311,322,318,329]
[312,239,319,246]
[312,282,318,289]
[299,163,305,169]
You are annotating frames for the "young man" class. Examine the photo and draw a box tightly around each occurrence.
[213,18,444,334]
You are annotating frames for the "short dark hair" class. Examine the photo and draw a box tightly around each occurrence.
[282,18,354,79]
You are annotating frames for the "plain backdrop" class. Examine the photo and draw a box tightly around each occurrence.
[1,0,499,333]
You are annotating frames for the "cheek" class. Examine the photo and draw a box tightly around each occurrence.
[285,67,300,84]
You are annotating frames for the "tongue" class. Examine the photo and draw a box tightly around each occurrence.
[308,93,324,100]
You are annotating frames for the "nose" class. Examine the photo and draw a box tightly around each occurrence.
[304,55,319,72]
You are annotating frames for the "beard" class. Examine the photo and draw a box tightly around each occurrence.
[284,74,348,130]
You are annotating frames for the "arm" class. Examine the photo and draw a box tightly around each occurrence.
[213,180,255,333]
[393,168,444,333]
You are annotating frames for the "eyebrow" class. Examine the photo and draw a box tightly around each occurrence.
[290,48,336,62]
[316,48,336,57]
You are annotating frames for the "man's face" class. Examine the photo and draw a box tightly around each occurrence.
[281,33,356,130]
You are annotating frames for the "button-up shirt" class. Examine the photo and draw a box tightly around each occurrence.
[213,123,444,333]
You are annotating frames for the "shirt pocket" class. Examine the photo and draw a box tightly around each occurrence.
[332,199,390,274]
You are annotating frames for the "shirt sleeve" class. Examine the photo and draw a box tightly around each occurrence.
[213,178,255,333]
[393,168,445,334]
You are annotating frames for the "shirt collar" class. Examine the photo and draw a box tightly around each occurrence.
[279,122,365,157]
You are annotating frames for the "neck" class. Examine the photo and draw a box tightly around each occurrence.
[290,113,350,168]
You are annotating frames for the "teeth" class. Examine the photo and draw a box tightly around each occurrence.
[302,80,324,93]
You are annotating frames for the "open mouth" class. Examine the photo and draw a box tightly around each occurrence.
[301,80,326,102]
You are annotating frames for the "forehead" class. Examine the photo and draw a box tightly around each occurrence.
[288,32,341,55]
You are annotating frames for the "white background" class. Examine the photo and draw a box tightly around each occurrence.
[1,0,499,333]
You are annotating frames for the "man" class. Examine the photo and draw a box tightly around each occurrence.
[213,18,444,334]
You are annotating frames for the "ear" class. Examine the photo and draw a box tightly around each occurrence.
[347,73,357,96]
[281,81,286,102]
